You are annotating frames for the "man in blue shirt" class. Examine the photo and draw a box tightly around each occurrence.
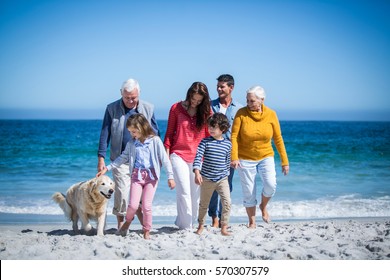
[209,74,243,227]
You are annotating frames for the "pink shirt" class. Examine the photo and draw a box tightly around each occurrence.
[163,101,210,163]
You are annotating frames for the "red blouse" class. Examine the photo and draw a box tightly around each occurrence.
[163,101,210,163]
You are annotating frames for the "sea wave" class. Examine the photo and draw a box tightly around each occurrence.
[1,195,389,220]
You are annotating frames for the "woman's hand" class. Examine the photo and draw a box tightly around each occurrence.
[282,165,289,176]
[168,179,176,190]
[231,160,241,169]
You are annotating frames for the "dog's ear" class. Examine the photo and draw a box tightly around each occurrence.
[88,177,98,189]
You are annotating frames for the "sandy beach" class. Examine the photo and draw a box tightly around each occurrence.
[1,217,389,260]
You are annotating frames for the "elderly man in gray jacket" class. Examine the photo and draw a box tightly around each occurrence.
[98,78,160,229]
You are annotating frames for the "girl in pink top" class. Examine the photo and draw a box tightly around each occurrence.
[164,82,211,229]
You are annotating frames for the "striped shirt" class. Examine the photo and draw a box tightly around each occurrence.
[193,136,232,182]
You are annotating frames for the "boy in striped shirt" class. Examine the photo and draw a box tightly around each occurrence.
[193,113,232,236]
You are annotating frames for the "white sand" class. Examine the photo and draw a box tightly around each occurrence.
[1,218,389,260]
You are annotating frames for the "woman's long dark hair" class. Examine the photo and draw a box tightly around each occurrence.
[185,82,211,130]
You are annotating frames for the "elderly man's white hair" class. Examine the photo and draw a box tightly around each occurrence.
[121,78,141,94]
[247,85,266,100]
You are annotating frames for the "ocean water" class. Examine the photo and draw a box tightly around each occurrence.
[0,119,389,224]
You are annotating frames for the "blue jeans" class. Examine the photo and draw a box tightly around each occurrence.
[208,167,234,218]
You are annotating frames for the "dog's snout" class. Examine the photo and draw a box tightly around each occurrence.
[109,189,114,194]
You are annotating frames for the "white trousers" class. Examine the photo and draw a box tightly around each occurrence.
[112,163,130,217]
[170,153,200,229]
[238,157,277,207]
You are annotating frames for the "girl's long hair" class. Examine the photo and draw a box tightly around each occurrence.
[126,113,156,142]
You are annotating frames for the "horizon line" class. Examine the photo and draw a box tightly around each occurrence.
[0,108,389,122]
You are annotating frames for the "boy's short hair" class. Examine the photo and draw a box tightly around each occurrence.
[208,112,230,133]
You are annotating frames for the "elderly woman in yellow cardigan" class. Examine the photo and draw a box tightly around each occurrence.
[231,85,289,228]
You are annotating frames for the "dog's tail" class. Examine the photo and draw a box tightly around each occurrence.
[52,192,72,221]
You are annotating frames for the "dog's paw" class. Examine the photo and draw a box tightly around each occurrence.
[84,228,97,236]
[96,228,105,236]
[72,227,80,235]
[84,224,93,232]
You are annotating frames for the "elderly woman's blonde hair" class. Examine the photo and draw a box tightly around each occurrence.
[246,85,266,100]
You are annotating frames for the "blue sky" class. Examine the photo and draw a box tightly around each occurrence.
[0,0,389,120]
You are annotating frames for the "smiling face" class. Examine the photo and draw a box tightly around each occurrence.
[121,88,139,109]
[95,175,115,199]
[217,81,233,100]
[246,92,263,111]
[189,92,204,109]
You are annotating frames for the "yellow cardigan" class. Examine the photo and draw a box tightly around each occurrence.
[231,105,289,166]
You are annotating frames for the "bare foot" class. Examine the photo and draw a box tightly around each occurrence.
[246,206,256,229]
[116,221,131,236]
[259,203,271,223]
[143,230,150,240]
[221,225,231,236]
[247,223,256,229]
[117,216,124,230]
[195,225,204,235]
[211,216,219,228]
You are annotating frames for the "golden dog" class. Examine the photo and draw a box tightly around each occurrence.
[52,175,115,236]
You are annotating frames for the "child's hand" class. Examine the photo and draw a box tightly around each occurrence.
[194,173,202,185]
[96,167,107,177]
[193,169,202,185]
[168,179,175,190]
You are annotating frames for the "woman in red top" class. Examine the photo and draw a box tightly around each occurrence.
[164,82,211,229]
